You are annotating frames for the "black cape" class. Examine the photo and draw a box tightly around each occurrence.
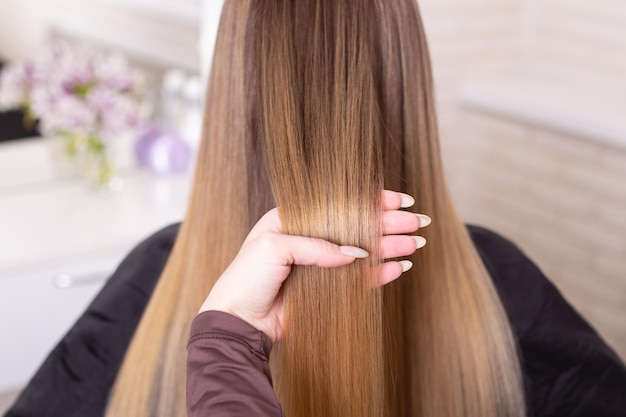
[5,224,626,417]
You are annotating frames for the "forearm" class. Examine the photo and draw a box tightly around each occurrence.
[186,311,284,417]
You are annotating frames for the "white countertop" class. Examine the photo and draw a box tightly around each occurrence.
[0,136,195,393]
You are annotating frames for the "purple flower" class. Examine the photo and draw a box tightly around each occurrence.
[96,54,136,92]
[0,59,46,110]
[3,42,149,140]
[38,93,97,137]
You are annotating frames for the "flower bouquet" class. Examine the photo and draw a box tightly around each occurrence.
[0,43,148,187]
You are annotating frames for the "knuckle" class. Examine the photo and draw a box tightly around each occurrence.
[264,207,280,221]
[399,212,419,232]
[404,236,418,254]
[255,231,280,252]
[309,237,328,254]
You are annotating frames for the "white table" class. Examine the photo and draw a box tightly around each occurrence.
[0,137,192,394]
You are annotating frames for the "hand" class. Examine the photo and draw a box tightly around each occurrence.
[199,190,431,342]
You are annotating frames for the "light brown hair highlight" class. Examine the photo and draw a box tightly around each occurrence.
[106,1,526,417]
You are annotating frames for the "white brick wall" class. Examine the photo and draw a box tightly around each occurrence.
[527,0,626,91]
[419,0,626,359]
[43,0,200,71]
[419,0,523,105]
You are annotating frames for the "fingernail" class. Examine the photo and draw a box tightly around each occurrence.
[415,214,432,228]
[399,260,413,272]
[340,246,369,258]
[412,236,427,249]
[399,193,415,208]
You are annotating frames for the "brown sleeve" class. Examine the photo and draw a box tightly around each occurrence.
[186,311,284,417]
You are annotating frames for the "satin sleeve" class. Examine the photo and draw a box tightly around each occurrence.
[186,311,284,417]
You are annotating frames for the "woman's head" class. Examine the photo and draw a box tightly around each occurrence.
[106,1,526,416]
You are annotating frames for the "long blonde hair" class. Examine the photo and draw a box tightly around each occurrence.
[106,1,526,416]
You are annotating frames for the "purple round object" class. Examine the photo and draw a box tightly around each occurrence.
[135,127,193,175]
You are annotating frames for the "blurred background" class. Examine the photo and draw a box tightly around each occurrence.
[0,0,624,411]
[419,0,626,362]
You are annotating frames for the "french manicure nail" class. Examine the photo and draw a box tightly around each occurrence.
[412,236,427,249]
[415,214,432,228]
[399,260,413,272]
[340,246,370,258]
[399,193,415,208]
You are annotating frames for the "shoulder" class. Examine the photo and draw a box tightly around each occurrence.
[467,225,626,417]
[466,225,556,338]
[104,222,181,295]
[466,224,613,347]
[467,224,544,280]
[82,222,181,321]
[83,221,182,352]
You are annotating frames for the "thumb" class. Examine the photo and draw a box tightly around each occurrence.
[254,232,369,269]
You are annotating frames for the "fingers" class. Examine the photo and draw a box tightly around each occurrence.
[244,208,282,244]
[380,234,425,259]
[382,190,431,236]
[383,210,427,235]
[247,190,430,277]
[256,230,424,268]
[253,232,366,269]
[382,190,415,210]
[254,232,420,289]
[247,191,429,241]
[375,260,413,286]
